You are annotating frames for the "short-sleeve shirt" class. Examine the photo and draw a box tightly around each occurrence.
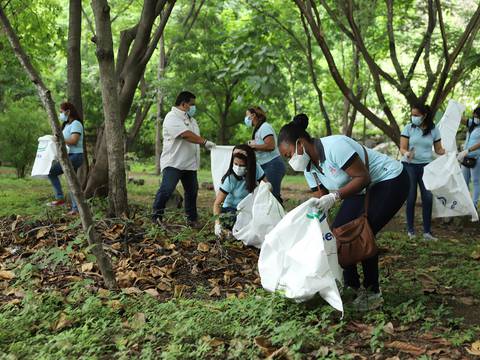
[160,107,200,171]
[304,136,403,191]
[63,120,84,154]
[400,123,441,164]
[253,122,281,165]
[220,164,265,209]
[464,119,480,159]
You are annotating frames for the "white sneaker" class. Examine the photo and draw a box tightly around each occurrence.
[407,231,415,239]
[423,233,438,241]
[353,289,384,312]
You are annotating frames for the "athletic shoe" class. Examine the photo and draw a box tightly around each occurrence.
[67,209,79,216]
[423,233,438,241]
[407,231,415,239]
[341,286,359,303]
[353,289,384,312]
[47,199,65,207]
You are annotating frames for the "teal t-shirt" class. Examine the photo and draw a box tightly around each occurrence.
[464,119,480,159]
[304,135,403,191]
[220,164,265,209]
[63,120,84,154]
[400,123,441,164]
[253,122,281,165]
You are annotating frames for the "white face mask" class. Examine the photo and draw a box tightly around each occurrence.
[288,140,310,172]
[474,117,480,125]
[233,164,246,177]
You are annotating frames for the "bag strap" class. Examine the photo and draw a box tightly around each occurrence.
[362,146,370,217]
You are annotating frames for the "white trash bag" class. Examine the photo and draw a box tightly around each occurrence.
[210,146,234,193]
[31,135,57,178]
[258,200,343,312]
[233,181,285,248]
[424,153,479,221]
[422,99,478,221]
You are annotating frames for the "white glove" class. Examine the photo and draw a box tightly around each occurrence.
[306,193,338,212]
[214,223,223,237]
[457,149,468,162]
[204,140,216,151]
[404,151,414,161]
[247,140,256,147]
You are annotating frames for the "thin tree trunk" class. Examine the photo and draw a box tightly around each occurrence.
[0,5,116,289]
[155,34,166,175]
[67,0,89,189]
[91,0,128,217]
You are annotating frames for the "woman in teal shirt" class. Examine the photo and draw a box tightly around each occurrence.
[47,102,84,215]
[400,103,445,240]
[213,144,269,237]
[245,106,285,202]
[457,107,480,208]
[278,114,409,311]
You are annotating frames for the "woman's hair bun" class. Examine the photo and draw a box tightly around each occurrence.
[292,113,309,130]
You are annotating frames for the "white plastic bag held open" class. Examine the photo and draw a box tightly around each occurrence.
[233,182,285,248]
[423,100,478,221]
[258,200,343,312]
[210,146,234,193]
[31,135,57,178]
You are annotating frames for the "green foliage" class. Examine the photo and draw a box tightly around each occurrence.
[0,99,50,177]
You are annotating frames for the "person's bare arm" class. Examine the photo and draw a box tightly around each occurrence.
[250,135,275,151]
[65,133,80,145]
[434,141,445,155]
[467,141,480,153]
[213,191,227,225]
[180,130,206,145]
[400,137,410,156]
[337,155,371,199]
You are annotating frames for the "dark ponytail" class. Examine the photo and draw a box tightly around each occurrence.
[278,113,313,145]
[412,102,434,136]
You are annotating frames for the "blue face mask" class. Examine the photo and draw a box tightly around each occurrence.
[187,105,196,117]
[59,112,68,122]
[244,116,252,127]
[411,115,423,126]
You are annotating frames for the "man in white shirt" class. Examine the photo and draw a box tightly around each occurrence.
[152,91,215,227]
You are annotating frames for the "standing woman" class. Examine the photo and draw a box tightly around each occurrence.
[245,106,286,202]
[400,103,445,240]
[457,107,480,208]
[213,144,268,237]
[47,102,84,215]
[278,114,409,311]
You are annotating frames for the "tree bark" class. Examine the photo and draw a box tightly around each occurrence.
[67,0,90,189]
[155,34,166,175]
[91,0,128,217]
[0,5,117,289]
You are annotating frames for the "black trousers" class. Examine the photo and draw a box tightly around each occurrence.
[332,169,410,292]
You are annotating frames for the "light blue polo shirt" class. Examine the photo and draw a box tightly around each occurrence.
[63,120,84,154]
[304,136,403,191]
[220,164,265,209]
[253,122,281,165]
[464,119,480,159]
[400,123,441,164]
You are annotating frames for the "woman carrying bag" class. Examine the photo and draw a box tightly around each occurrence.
[457,107,480,208]
[278,114,409,311]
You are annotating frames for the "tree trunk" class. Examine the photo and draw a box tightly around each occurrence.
[155,34,166,175]
[67,0,89,189]
[0,5,117,289]
[91,0,128,217]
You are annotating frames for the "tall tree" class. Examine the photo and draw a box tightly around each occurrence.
[0,4,116,289]
[84,0,176,200]
[294,0,480,145]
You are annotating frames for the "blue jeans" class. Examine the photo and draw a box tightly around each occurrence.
[48,153,84,210]
[403,162,432,234]
[462,160,480,208]
[260,156,286,202]
[152,167,198,222]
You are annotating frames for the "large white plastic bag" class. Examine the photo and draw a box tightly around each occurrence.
[424,153,479,221]
[422,99,478,221]
[210,146,234,193]
[232,182,285,248]
[31,135,57,178]
[258,200,343,312]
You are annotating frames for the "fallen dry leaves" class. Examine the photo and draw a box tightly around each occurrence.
[385,340,425,356]
[0,270,15,280]
[466,340,480,356]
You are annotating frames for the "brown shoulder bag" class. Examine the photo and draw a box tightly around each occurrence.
[331,147,377,268]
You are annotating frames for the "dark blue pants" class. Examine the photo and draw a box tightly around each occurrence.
[403,162,432,234]
[152,167,198,222]
[48,153,84,210]
[332,169,409,293]
[260,156,286,202]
